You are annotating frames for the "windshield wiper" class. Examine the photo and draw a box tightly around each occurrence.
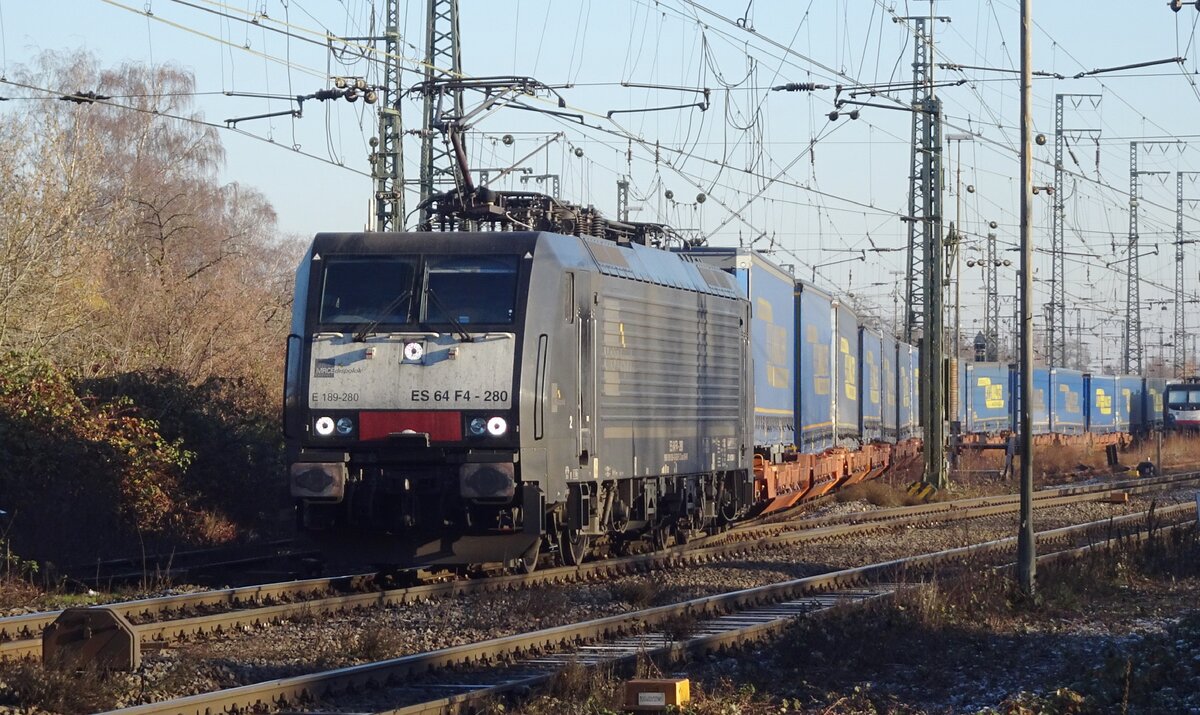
[424,288,474,342]
[352,290,412,342]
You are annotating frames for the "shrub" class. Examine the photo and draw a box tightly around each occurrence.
[0,353,283,565]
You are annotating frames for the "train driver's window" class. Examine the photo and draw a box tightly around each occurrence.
[424,255,519,325]
[320,257,417,324]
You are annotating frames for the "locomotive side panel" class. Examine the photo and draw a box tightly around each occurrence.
[584,252,748,483]
[517,233,604,510]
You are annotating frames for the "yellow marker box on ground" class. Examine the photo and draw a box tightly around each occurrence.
[624,678,691,712]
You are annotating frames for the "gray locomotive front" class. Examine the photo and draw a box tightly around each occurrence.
[285,230,753,568]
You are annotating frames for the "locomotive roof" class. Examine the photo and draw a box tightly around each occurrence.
[311,231,544,254]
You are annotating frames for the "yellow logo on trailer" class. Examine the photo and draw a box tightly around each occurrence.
[841,337,857,401]
[977,377,1005,409]
[1096,389,1112,415]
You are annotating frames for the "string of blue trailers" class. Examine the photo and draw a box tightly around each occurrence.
[678,246,1165,504]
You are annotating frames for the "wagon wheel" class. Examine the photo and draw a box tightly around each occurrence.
[517,538,541,574]
[559,529,590,566]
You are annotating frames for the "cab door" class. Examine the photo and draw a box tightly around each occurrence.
[576,277,597,465]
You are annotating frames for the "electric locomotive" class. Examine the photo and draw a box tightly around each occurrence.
[1165,377,1200,430]
[284,195,754,571]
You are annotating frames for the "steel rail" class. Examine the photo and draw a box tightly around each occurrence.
[750,469,1200,532]
[700,469,1200,550]
[98,502,1197,715]
[381,514,1198,715]
[28,484,1179,659]
[6,471,1197,662]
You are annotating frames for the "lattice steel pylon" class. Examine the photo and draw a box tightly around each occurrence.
[1050,93,1101,367]
[419,0,465,226]
[1127,143,1142,375]
[374,0,404,231]
[1126,141,1178,374]
[901,15,946,346]
[985,231,1000,361]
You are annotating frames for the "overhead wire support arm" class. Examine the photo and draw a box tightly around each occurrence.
[222,85,377,127]
[606,82,710,117]
[846,79,965,99]
[224,108,301,127]
[1073,56,1186,79]
[938,62,1064,79]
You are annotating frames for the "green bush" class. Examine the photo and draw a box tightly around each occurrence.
[79,369,286,530]
[0,353,284,565]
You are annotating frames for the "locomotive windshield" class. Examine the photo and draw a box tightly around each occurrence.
[320,257,417,324]
[423,256,519,325]
[1167,388,1200,409]
[316,254,519,328]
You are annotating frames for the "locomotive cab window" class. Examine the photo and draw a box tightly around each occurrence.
[423,255,519,325]
[320,257,417,325]
[1167,389,1200,409]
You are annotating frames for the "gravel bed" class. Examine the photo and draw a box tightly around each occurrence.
[0,486,1193,713]
[26,488,1180,711]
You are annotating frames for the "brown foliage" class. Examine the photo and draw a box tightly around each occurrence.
[0,51,304,391]
[0,52,301,565]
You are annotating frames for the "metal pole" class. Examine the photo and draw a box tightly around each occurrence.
[1017,0,1036,597]
[923,97,946,491]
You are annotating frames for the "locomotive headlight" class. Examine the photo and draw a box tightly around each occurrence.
[314,416,336,436]
[335,417,355,436]
[403,341,424,362]
[468,417,487,437]
[486,416,508,436]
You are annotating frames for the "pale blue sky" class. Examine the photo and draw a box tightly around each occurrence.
[4,1,1199,369]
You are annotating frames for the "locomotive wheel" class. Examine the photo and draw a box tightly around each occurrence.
[559,529,590,566]
[652,525,672,552]
[517,538,541,574]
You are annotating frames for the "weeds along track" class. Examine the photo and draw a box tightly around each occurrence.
[7,470,1196,665]
[96,501,1199,715]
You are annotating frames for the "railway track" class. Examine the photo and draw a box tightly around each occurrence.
[8,470,1197,667]
[58,539,310,588]
[96,500,1198,715]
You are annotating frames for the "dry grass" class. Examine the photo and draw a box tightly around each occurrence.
[496,524,1200,714]
[610,579,666,608]
[0,656,126,713]
[348,627,405,661]
[836,480,923,508]
[0,576,41,611]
